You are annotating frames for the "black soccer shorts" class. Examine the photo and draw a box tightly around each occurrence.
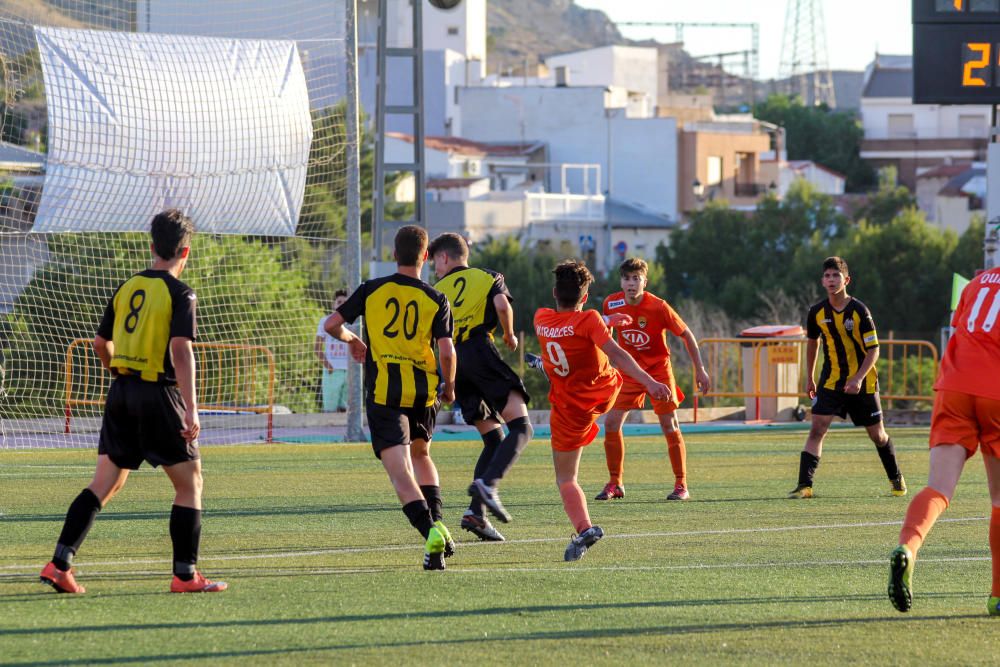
[812,387,883,427]
[454,336,530,424]
[366,400,439,459]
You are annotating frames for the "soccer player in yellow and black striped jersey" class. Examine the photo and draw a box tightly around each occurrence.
[40,210,226,595]
[788,256,905,500]
[429,233,533,541]
[325,225,457,570]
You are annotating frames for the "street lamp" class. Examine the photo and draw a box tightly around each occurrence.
[692,178,705,200]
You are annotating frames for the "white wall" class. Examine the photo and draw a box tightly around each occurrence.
[459,86,677,218]
[385,135,451,177]
[545,46,657,102]
[862,98,992,140]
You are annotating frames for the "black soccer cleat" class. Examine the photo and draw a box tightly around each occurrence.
[469,479,511,523]
[460,511,506,541]
[564,525,604,562]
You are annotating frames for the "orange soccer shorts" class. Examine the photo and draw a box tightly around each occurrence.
[929,389,1000,459]
[550,386,621,452]
[613,363,686,415]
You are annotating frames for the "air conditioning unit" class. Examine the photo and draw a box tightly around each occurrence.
[466,160,481,176]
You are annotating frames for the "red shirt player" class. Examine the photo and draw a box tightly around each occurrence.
[890,266,1000,615]
[599,258,711,502]
[534,260,670,562]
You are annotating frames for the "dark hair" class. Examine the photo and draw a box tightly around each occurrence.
[619,257,648,278]
[150,209,194,260]
[334,288,348,299]
[428,232,469,262]
[395,225,428,267]
[553,260,594,308]
[822,256,849,276]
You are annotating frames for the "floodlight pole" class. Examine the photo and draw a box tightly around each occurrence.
[345,0,365,442]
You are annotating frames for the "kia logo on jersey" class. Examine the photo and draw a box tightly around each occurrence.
[621,329,650,346]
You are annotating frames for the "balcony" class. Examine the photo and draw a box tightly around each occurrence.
[733,182,769,197]
[525,192,605,222]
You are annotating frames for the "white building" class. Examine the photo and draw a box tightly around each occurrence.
[860,54,990,190]
[544,46,658,118]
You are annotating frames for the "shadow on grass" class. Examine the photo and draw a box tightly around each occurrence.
[0,504,401,523]
[1,609,987,666]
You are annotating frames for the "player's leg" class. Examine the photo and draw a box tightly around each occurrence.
[321,368,336,413]
[162,459,226,592]
[789,412,835,498]
[410,436,456,559]
[983,451,1000,615]
[554,445,604,561]
[856,393,905,495]
[660,410,690,500]
[41,455,130,594]
[332,369,348,411]
[598,408,628,500]
[470,392,532,523]
[462,417,506,540]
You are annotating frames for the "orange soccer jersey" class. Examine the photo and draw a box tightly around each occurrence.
[534,308,623,451]
[929,267,1000,455]
[603,291,687,409]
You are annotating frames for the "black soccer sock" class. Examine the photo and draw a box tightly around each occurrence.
[169,505,202,582]
[420,485,443,522]
[483,417,534,484]
[402,500,434,539]
[798,451,820,487]
[469,428,503,515]
[876,438,902,481]
[53,488,102,571]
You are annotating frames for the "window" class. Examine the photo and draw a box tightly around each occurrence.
[706,156,723,186]
[447,26,459,36]
[888,114,915,139]
[959,114,987,137]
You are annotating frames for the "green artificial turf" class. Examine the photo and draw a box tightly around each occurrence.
[1,428,997,665]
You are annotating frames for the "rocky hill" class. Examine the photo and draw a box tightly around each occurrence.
[487,0,628,71]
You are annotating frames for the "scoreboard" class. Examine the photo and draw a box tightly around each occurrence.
[913,0,1000,103]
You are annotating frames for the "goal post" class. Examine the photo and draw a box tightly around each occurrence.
[0,2,363,450]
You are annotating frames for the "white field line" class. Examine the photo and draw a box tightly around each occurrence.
[0,516,987,574]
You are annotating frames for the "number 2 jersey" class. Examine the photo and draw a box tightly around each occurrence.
[337,273,452,408]
[533,308,622,412]
[936,267,1000,401]
[96,269,197,384]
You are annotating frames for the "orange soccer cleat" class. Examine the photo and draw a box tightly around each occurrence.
[170,572,228,593]
[40,561,86,594]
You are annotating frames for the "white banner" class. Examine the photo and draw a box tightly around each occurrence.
[34,27,312,236]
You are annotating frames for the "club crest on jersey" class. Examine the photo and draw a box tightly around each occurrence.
[844,320,854,331]
[621,329,650,346]
[638,316,647,329]
[607,298,626,309]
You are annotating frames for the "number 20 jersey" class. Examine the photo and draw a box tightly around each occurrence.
[337,273,453,408]
[534,308,622,412]
[936,267,1000,401]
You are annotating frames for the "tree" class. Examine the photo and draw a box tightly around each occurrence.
[754,94,876,192]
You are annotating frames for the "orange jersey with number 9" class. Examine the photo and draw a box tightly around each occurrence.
[534,308,623,411]
[936,267,1000,401]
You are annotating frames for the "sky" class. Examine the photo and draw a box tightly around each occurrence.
[573,0,912,80]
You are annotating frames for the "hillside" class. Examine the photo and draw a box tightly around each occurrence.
[487,0,627,71]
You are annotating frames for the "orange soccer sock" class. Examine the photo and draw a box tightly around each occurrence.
[665,430,687,487]
[604,431,625,485]
[991,505,1000,597]
[559,480,592,534]
[898,487,950,556]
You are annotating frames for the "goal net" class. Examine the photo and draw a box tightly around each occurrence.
[0,2,357,449]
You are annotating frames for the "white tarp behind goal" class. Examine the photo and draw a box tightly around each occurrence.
[33,27,312,236]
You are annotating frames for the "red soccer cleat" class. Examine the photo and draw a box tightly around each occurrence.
[666,484,690,501]
[40,561,85,594]
[595,482,625,501]
[170,571,228,593]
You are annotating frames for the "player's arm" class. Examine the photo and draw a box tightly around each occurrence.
[93,335,114,371]
[170,336,200,443]
[324,312,366,362]
[805,338,819,398]
[493,293,518,351]
[437,337,457,403]
[600,339,671,401]
[679,328,711,394]
[844,347,879,395]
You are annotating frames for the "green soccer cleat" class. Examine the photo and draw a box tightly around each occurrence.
[988,596,1000,616]
[890,475,908,497]
[434,520,456,558]
[423,525,447,571]
[787,484,813,499]
[888,544,914,612]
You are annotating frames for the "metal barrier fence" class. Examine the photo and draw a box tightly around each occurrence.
[64,338,276,440]
[692,337,939,422]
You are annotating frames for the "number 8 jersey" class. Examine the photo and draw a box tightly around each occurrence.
[97,269,196,383]
[533,308,623,411]
[936,266,1000,401]
[337,273,453,408]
